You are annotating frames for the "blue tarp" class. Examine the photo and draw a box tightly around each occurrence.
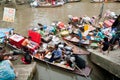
[0,28,14,34]
[0,32,5,43]
[0,32,6,38]
[0,28,14,43]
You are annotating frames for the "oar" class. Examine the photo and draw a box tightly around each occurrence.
[74,64,89,79]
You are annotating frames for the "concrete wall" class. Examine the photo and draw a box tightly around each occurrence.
[88,49,120,78]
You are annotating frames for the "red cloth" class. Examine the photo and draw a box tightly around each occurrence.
[28,30,41,44]
[58,22,65,29]
[72,17,79,22]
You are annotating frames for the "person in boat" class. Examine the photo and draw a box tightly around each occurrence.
[109,31,120,50]
[37,23,45,35]
[71,16,79,27]
[66,54,86,69]
[0,53,17,80]
[49,44,62,62]
[21,36,31,52]
[77,26,89,40]
[67,22,73,34]
[98,37,109,54]
[79,17,84,25]
[21,51,32,64]
[73,54,86,69]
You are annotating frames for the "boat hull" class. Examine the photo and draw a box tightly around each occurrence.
[33,56,92,77]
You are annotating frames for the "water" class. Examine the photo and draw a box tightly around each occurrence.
[33,60,91,80]
[0,0,120,80]
[0,0,120,36]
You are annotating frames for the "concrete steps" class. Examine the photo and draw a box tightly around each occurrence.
[14,62,36,80]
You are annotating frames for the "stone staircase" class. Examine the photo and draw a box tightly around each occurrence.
[15,62,36,80]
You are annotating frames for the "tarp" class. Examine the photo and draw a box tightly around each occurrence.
[28,30,41,44]
[0,32,6,43]
[0,32,6,38]
[0,28,14,33]
[0,28,13,43]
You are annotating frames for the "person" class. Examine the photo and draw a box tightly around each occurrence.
[98,37,109,54]
[67,22,73,34]
[90,16,96,26]
[0,53,17,80]
[21,51,32,64]
[66,54,86,69]
[109,32,120,50]
[21,36,31,52]
[73,54,86,69]
[49,44,62,62]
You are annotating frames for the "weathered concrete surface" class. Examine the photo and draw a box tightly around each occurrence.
[87,49,120,78]
[13,60,36,80]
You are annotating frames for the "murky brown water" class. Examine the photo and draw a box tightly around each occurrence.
[0,0,120,80]
[0,0,120,36]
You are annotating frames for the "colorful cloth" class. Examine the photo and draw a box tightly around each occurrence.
[95,31,105,41]
[0,60,15,80]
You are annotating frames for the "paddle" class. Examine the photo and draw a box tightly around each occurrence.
[74,63,89,79]
[69,56,90,79]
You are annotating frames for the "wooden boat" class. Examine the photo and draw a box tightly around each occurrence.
[90,0,115,3]
[41,34,90,55]
[90,0,104,3]
[64,41,90,55]
[33,53,92,77]
[62,33,80,45]
[67,0,81,3]
[36,3,63,8]
[5,33,40,53]
[114,0,120,2]
[29,26,89,55]
[4,28,92,77]
[62,33,90,50]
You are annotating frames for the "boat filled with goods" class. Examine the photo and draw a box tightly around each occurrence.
[1,9,119,77]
